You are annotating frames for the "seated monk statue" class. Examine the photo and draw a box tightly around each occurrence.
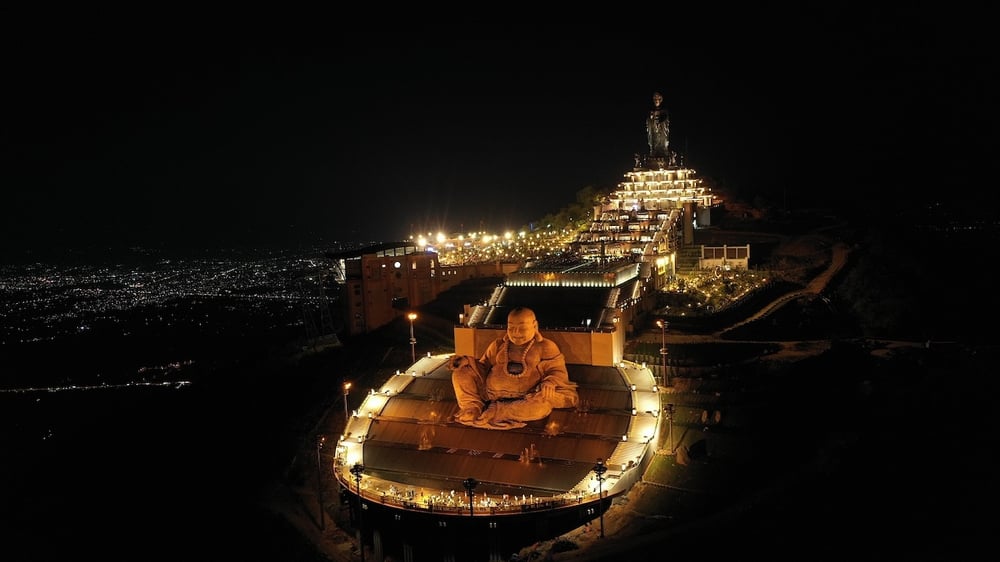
[449,306,579,429]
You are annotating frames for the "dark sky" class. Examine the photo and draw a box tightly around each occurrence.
[3,8,992,256]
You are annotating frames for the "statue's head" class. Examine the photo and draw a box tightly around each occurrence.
[506,307,538,346]
[652,92,664,106]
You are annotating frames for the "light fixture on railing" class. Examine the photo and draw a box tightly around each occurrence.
[592,459,607,538]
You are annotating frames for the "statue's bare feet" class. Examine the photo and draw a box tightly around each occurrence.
[453,406,482,424]
[469,403,526,429]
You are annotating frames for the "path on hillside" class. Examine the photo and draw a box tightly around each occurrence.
[666,240,850,344]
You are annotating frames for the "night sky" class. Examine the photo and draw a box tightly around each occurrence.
[1,9,995,561]
[3,8,992,257]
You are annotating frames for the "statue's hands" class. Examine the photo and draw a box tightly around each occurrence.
[538,381,557,400]
[449,356,470,370]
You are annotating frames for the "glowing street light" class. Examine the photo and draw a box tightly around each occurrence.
[350,462,365,562]
[462,477,479,517]
[656,319,670,387]
[407,312,418,363]
[315,435,326,530]
[592,458,608,538]
[342,381,352,425]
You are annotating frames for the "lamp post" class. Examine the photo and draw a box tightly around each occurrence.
[315,435,326,530]
[462,477,479,517]
[592,458,608,538]
[342,381,352,425]
[656,319,670,387]
[350,463,365,562]
[407,312,418,364]
[666,403,675,455]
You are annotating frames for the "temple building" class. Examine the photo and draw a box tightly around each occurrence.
[325,93,737,560]
[570,91,725,287]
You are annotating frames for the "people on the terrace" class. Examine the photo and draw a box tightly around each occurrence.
[449,307,579,429]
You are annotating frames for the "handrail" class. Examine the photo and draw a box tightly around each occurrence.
[334,472,609,516]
